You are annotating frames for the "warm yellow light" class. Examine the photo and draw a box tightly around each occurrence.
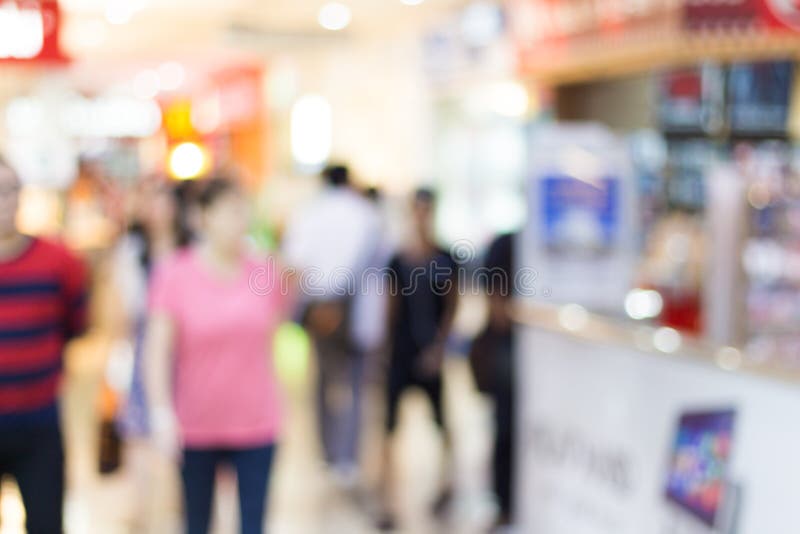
[168,142,208,180]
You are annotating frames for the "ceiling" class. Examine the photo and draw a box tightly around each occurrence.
[59,0,471,61]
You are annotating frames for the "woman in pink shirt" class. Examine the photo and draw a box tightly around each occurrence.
[145,178,287,534]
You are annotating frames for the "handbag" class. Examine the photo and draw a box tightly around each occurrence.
[469,328,498,394]
[97,382,122,475]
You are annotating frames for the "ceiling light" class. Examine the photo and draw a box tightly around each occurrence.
[291,94,332,169]
[0,4,44,59]
[318,2,351,31]
[401,0,424,5]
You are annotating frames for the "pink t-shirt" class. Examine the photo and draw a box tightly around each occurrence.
[149,249,285,448]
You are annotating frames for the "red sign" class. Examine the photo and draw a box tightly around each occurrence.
[683,0,800,32]
[0,0,67,64]
[760,0,800,31]
[511,0,673,45]
[684,0,762,30]
[511,0,800,76]
[510,0,678,73]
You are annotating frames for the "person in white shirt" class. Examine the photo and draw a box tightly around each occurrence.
[282,165,382,484]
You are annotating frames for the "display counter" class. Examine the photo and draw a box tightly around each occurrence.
[512,301,800,534]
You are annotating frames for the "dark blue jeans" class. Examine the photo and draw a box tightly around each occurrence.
[181,444,276,534]
[0,420,64,534]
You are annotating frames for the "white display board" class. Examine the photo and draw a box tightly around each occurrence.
[517,327,800,534]
[523,122,638,313]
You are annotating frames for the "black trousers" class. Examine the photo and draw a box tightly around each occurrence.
[492,335,515,519]
[385,358,445,434]
[0,422,64,534]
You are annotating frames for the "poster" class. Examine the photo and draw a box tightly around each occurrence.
[524,123,637,312]
[540,175,619,256]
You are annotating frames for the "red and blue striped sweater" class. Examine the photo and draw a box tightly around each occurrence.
[0,237,88,427]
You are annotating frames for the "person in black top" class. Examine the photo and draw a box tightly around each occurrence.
[484,232,517,530]
[377,188,458,530]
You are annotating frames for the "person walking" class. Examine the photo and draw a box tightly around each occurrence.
[377,188,458,530]
[107,178,194,525]
[483,232,517,531]
[0,155,88,534]
[146,177,287,534]
[282,164,381,485]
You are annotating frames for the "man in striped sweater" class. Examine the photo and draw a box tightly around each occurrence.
[0,156,88,533]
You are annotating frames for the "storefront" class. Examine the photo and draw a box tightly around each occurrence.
[509,0,800,531]
[1,53,269,251]
[510,0,800,336]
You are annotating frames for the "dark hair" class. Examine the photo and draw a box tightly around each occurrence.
[364,186,381,202]
[323,165,349,187]
[414,187,436,205]
[130,181,195,272]
[197,177,239,210]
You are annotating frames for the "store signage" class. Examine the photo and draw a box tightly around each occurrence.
[60,96,162,138]
[683,0,762,30]
[763,0,800,30]
[517,327,800,534]
[169,66,263,139]
[215,68,262,127]
[514,0,800,42]
[685,0,800,32]
[0,0,66,63]
[512,0,800,72]
[510,0,679,74]
[524,123,637,310]
[511,0,672,45]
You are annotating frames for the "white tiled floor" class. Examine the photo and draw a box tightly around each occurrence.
[0,335,498,534]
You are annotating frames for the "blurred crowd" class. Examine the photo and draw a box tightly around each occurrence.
[0,156,518,534]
